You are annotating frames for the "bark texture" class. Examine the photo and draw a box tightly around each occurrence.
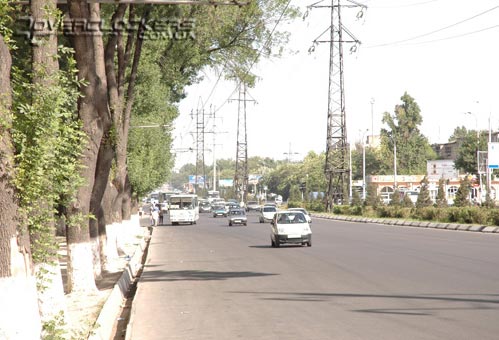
[0,34,42,339]
[65,0,111,292]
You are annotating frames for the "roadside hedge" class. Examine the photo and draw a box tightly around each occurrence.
[329,205,499,226]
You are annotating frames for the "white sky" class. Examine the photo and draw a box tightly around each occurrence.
[173,0,499,170]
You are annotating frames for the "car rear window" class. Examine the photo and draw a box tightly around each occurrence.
[263,206,276,212]
[277,213,306,224]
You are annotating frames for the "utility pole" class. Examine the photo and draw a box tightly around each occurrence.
[284,142,299,162]
[194,108,208,192]
[309,0,365,211]
[231,83,254,204]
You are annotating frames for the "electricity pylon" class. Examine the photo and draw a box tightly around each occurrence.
[308,0,365,211]
[232,83,254,204]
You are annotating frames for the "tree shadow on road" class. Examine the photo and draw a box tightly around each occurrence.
[139,269,278,282]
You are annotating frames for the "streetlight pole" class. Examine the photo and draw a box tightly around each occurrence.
[393,138,397,190]
[370,98,375,143]
[360,129,369,200]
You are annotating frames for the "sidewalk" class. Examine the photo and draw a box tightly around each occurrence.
[58,215,151,339]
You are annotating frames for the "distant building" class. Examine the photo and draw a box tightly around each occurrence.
[431,140,462,160]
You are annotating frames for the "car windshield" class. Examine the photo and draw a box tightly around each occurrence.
[214,205,225,210]
[277,213,306,224]
[230,210,244,216]
[263,206,276,212]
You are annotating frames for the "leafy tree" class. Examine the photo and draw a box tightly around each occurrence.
[416,176,432,208]
[350,189,362,207]
[365,182,381,208]
[449,126,468,141]
[0,31,42,338]
[389,188,402,206]
[436,178,448,207]
[453,177,471,207]
[351,144,382,180]
[454,129,488,174]
[379,92,436,175]
[402,194,414,208]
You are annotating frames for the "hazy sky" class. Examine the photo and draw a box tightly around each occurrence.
[173,0,499,169]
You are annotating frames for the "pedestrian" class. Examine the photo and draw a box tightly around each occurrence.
[151,207,159,226]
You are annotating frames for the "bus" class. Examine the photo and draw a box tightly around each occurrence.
[207,190,220,203]
[168,194,199,225]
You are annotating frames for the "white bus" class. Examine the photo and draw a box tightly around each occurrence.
[168,194,199,225]
[207,190,220,203]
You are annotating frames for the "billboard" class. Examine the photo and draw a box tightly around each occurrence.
[488,142,499,169]
[218,179,233,188]
[427,160,458,181]
[188,175,205,185]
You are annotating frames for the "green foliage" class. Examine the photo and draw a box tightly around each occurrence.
[454,129,488,174]
[12,47,85,263]
[379,92,436,175]
[401,194,414,208]
[389,188,401,206]
[350,189,362,207]
[305,198,325,213]
[42,311,67,340]
[365,182,381,208]
[453,177,471,207]
[416,176,432,208]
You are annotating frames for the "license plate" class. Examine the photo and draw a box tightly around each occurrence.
[288,234,301,239]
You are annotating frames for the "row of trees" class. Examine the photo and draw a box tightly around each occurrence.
[173,92,493,210]
[0,0,298,337]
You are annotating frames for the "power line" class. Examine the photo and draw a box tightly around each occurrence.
[366,5,499,48]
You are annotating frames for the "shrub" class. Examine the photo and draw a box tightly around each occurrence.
[349,205,363,216]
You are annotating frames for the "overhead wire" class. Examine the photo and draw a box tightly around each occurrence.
[366,4,499,48]
[209,0,294,115]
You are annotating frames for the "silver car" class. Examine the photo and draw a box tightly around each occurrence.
[227,208,247,226]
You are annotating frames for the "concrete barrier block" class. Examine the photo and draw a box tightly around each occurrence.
[445,223,459,230]
[482,226,498,233]
[436,223,448,229]
[457,224,471,231]
[468,225,485,232]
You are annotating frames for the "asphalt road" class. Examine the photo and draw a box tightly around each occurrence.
[128,212,499,340]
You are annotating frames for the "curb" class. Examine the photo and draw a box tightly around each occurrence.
[312,214,499,234]
[89,217,151,340]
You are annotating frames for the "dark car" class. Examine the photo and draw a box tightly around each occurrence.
[212,204,227,217]
[227,208,247,226]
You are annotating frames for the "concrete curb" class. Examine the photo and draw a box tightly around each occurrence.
[312,214,499,234]
[89,216,151,340]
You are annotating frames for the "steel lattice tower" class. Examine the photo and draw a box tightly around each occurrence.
[310,0,364,211]
[324,0,347,210]
[233,84,249,203]
[195,108,206,191]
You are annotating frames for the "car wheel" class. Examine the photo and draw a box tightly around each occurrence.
[271,238,275,247]
[229,222,232,226]
[275,238,280,248]
[307,238,312,247]
[259,218,263,223]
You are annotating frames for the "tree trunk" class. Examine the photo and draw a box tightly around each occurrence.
[0,34,42,339]
[31,0,69,331]
[112,6,150,225]
[65,0,111,293]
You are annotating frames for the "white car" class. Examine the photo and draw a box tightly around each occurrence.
[270,211,312,247]
[259,205,277,223]
[287,208,312,223]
